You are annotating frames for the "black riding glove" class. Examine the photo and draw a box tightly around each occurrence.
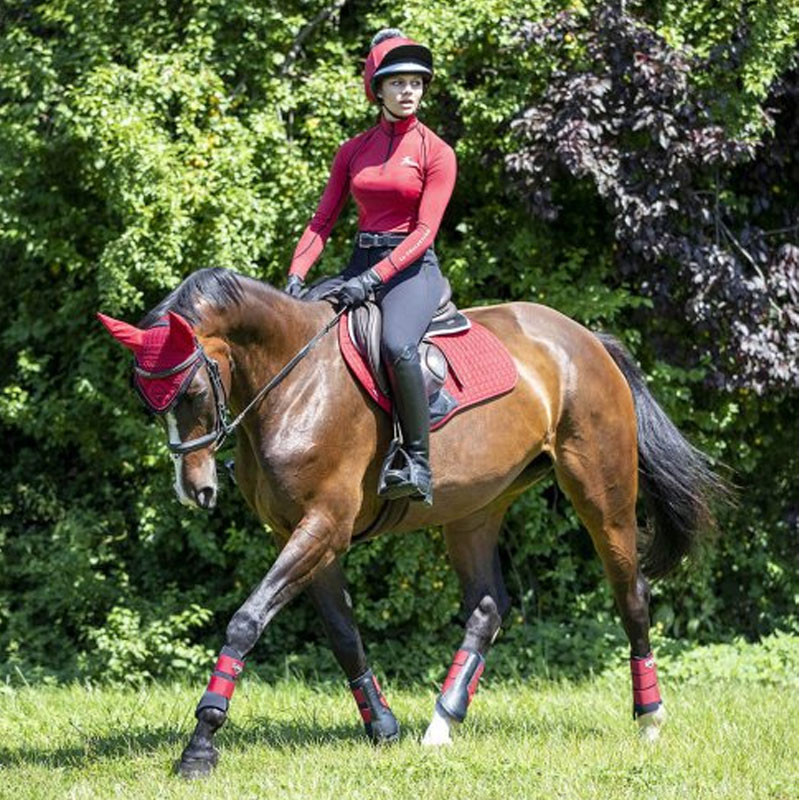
[336,268,382,308]
[284,274,305,298]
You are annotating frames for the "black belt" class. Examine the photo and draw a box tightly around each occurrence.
[357,232,407,249]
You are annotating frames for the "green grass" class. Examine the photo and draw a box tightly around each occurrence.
[0,637,797,800]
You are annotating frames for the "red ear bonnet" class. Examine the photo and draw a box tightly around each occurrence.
[96,313,145,352]
[97,311,200,412]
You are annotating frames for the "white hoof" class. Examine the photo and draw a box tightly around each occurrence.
[637,703,667,741]
[422,705,458,746]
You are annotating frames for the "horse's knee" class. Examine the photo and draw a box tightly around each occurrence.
[327,621,361,658]
[226,612,259,655]
[617,584,648,619]
[610,575,652,656]
[624,575,651,620]
[463,587,509,625]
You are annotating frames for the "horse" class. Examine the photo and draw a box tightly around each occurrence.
[98,267,723,778]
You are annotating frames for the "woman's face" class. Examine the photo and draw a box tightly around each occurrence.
[378,73,425,119]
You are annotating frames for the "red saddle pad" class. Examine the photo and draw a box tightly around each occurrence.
[338,315,518,431]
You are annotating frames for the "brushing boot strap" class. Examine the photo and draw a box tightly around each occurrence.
[630,652,662,718]
[196,646,245,716]
[436,648,485,722]
[349,669,398,740]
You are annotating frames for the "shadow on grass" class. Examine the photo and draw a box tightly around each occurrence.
[0,717,367,771]
[0,706,612,771]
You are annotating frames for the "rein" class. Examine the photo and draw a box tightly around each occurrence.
[144,306,347,455]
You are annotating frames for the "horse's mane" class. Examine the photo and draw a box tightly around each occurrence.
[139,267,262,327]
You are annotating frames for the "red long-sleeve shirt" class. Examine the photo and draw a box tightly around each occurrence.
[289,114,457,283]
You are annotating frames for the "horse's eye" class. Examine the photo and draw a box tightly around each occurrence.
[186,383,209,403]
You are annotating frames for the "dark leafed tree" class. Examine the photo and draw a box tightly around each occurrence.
[506,5,798,392]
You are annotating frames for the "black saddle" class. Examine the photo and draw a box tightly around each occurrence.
[304,276,471,424]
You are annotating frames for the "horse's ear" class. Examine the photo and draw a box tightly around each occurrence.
[96,312,145,352]
[166,311,195,350]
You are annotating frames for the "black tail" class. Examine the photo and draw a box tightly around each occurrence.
[596,333,730,579]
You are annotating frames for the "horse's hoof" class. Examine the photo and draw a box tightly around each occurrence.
[372,729,401,745]
[637,703,667,742]
[421,729,453,747]
[421,707,457,747]
[175,747,219,779]
[368,711,401,745]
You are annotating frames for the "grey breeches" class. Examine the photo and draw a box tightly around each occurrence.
[342,241,446,363]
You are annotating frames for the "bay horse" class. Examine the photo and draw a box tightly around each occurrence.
[98,267,722,778]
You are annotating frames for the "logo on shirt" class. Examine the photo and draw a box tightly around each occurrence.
[401,156,420,168]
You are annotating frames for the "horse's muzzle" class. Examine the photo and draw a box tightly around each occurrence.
[193,486,217,510]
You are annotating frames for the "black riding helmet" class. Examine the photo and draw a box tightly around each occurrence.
[364,28,434,104]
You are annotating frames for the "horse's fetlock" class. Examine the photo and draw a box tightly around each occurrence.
[349,669,400,743]
[196,705,227,730]
[465,595,502,641]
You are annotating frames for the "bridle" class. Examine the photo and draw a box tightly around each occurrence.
[137,306,347,456]
[135,345,231,455]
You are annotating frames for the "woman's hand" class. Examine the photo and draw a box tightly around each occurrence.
[335,269,382,307]
[284,275,305,298]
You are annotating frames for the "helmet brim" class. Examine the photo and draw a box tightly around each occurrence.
[374,43,432,74]
[373,61,433,80]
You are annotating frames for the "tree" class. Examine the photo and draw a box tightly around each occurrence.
[506,5,798,392]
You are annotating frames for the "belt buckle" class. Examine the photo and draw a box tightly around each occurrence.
[358,232,373,248]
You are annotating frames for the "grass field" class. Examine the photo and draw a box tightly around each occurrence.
[0,636,797,800]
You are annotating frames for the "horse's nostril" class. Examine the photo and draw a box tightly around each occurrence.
[195,487,217,509]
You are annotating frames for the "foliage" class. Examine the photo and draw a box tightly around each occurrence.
[652,629,799,687]
[78,604,215,684]
[0,0,797,684]
[506,4,798,392]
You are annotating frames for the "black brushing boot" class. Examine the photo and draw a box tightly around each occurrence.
[379,345,433,505]
[349,669,400,744]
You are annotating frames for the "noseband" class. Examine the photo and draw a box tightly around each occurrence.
[139,306,347,457]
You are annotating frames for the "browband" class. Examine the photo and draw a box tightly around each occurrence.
[134,345,203,379]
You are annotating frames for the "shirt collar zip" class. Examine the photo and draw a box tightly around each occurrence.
[379,114,419,136]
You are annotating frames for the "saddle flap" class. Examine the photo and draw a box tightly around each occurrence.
[348,304,389,396]
[349,305,448,400]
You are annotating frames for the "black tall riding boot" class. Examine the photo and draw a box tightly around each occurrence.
[379,345,433,505]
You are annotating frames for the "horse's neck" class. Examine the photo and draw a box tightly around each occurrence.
[213,281,327,408]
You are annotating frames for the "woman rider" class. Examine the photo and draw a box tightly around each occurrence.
[284,28,456,506]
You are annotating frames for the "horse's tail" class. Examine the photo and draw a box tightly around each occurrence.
[595,333,730,579]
